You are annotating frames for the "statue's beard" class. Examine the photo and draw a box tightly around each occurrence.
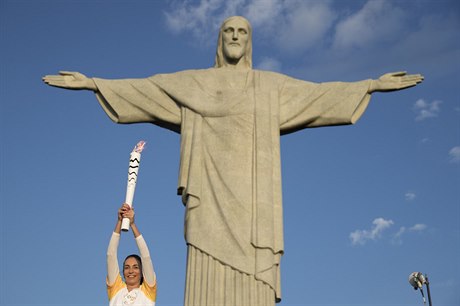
[223,46,246,65]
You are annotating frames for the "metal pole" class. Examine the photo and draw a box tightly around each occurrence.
[425,274,433,306]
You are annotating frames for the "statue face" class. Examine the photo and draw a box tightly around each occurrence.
[221,18,249,65]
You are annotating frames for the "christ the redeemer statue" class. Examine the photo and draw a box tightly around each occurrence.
[43,16,423,306]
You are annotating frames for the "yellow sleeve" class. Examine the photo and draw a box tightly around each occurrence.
[107,274,125,300]
[141,280,157,302]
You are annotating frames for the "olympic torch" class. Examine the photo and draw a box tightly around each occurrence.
[121,141,146,231]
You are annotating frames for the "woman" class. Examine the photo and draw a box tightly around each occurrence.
[107,203,157,305]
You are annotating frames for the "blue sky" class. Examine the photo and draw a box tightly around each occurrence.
[1,0,459,305]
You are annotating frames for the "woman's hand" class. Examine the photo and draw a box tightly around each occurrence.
[121,203,135,225]
[118,204,127,222]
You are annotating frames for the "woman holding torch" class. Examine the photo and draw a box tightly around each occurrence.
[107,203,157,306]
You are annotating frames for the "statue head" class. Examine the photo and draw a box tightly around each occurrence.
[214,16,252,69]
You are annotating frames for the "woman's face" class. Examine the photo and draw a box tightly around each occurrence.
[123,257,141,287]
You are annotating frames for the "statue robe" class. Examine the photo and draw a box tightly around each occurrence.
[93,68,372,302]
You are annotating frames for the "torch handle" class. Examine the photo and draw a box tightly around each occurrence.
[121,217,131,232]
[121,193,134,232]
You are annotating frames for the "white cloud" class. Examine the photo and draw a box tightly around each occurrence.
[405,192,416,201]
[350,217,394,245]
[299,2,460,82]
[409,224,427,232]
[273,1,336,53]
[391,223,427,244]
[420,138,430,144]
[245,0,283,28]
[164,0,233,44]
[413,99,442,121]
[256,56,282,72]
[449,146,460,163]
[390,12,460,79]
[163,0,336,53]
[333,0,405,50]
[162,0,460,82]
[351,220,427,246]
[164,0,280,45]
[391,226,406,245]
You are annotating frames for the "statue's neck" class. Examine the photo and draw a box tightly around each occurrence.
[221,58,250,70]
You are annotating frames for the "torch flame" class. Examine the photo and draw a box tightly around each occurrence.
[133,140,146,153]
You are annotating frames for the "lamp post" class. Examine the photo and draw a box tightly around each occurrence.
[409,272,433,306]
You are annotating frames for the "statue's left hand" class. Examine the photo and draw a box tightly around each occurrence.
[369,71,424,93]
[42,71,97,91]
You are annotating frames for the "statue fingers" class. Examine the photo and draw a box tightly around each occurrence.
[45,82,68,88]
[385,71,407,78]
[42,75,65,86]
[58,71,88,82]
[398,80,420,90]
[401,75,424,85]
[43,75,84,88]
[43,75,64,81]
[379,71,406,81]
[410,74,424,83]
[402,74,423,80]
[59,70,80,76]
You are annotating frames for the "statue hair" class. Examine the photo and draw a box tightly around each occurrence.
[214,16,252,69]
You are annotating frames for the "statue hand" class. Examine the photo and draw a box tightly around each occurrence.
[369,71,424,93]
[42,71,97,91]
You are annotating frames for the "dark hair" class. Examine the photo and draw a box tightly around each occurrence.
[123,254,144,285]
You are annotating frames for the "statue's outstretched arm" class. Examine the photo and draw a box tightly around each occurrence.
[42,71,98,91]
[368,71,424,93]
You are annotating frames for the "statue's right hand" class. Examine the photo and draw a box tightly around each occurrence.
[42,71,97,91]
